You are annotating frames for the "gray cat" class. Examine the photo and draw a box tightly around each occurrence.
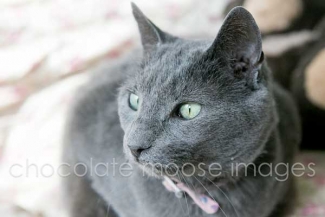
[63,3,301,217]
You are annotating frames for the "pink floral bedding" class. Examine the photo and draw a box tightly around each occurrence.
[0,0,324,216]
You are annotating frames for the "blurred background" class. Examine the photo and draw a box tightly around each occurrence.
[0,0,324,216]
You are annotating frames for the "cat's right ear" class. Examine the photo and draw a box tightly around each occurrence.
[131,3,177,54]
[208,7,263,64]
[205,7,264,89]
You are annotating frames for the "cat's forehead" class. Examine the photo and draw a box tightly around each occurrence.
[151,40,209,66]
[135,40,211,94]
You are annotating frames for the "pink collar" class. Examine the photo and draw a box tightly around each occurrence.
[162,176,219,215]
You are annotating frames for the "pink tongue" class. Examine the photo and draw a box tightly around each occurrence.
[162,179,219,214]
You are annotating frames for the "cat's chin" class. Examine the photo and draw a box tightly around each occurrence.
[131,160,245,196]
[133,160,181,180]
[136,163,164,178]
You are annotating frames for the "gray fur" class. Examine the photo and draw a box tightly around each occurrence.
[63,5,301,217]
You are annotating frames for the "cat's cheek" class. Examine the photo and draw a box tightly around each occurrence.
[122,142,136,162]
[117,108,136,131]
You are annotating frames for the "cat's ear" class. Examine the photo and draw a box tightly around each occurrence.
[207,7,264,87]
[131,3,177,54]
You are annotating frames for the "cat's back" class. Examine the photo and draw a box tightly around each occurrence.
[80,49,140,103]
[64,50,141,164]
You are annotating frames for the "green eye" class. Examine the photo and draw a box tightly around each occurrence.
[129,93,139,111]
[178,103,201,120]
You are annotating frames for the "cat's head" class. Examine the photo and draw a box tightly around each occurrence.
[118,3,277,184]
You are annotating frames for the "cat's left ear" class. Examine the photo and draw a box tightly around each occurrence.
[131,3,177,54]
[207,7,264,88]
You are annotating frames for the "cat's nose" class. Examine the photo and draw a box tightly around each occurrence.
[129,146,150,159]
[130,148,144,158]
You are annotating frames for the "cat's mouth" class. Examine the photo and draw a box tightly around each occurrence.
[135,160,178,178]
[134,159,233,187]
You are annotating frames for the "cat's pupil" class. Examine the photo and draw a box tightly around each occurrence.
[129,93,139,111]
[178,103,201,120]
